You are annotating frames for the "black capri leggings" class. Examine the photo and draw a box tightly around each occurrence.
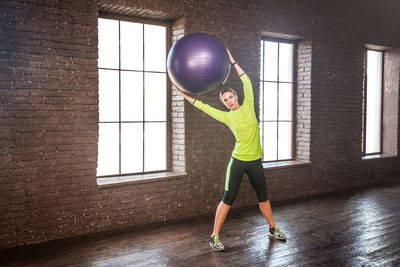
[222,157,269,205]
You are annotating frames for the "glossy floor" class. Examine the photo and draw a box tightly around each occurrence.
[1,182,400,266]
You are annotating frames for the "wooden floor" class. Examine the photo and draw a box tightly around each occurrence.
[1,182,400,267]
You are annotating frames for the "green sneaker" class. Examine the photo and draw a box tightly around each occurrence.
[268,225,286,241]
[209,235,225,251]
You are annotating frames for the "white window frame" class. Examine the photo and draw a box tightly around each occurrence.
[97,14,170,178]
[363,49,384,156]
[260,38,295,162]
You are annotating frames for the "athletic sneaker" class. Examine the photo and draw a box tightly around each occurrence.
[268,225,286,240]
[209,235,225,251]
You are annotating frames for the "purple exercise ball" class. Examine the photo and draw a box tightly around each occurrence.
[167,33,231,96]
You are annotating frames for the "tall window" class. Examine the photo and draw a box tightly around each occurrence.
[260,39,294,162]
[363,50,383,155]
[97,17,168,177]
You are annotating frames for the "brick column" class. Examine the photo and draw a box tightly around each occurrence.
[296,40,312,162]
[171,17,185,173]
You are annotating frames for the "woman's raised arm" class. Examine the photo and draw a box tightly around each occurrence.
[172,83,196,104]
[172,83,228,124]
[226,48,254,107]
[226,48,245,77]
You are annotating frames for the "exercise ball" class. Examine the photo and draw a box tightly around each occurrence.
[167,33,231,96]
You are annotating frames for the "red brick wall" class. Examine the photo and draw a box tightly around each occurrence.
[1,0,399,249]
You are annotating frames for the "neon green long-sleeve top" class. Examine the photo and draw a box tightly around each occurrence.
[193,73,262,161]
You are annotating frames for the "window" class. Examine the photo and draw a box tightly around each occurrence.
[363,49,383,155]
[260,39,294,162]
[362,46,399,158]
[97,17,168,177]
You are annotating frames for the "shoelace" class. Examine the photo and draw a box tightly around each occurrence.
[274,226,282,235]
[213,235,222,245]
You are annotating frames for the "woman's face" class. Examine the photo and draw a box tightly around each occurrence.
[221,92,239,111]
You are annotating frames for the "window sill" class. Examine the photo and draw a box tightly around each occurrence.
[97,171,187,188]
[362,154,398,160]
[262,160,312,170]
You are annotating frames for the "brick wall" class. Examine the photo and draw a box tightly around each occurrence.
[1,0,400,249]
[296,40,312,162]
[171,17,186,174]
[1,0,100,248]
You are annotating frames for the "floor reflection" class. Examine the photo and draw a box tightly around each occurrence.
[1,183,399,266]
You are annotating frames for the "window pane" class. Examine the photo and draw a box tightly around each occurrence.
[278,122,292,160]
[144,122,166,172]
[144,25,166,72]
[264,41,278,81]
[259,123,263,156]
[98,18,119,69]
[120,21,143,71]
[259,82,264,122]
[279,43,293,82]
[99,69,119,122]
[365,50,382,154]
[279,83,293,121]
[260,41,264,79]
[121,71,143,122]
[98,18,168,176]
[145,73,166,121]
[263,82,277,121]
[260,39,294,162]
[121,123,143,173]
[263,122,277,161]
[97,123,119,176]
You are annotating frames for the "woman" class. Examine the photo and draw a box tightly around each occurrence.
[174,48,286,252]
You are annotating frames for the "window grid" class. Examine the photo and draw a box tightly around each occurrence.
[260,38,294,162]
[363,49,384,156]
[97,17,168,177]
